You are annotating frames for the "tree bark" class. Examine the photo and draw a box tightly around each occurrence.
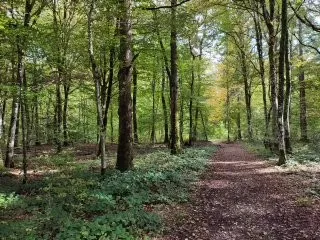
[189,52,196,146]
[298,20,308,142]
[88,0,107,175]
[277,0,288,165]
[169,0,181,154]
[239,49,253,140]
[5,98,19,168]
[161,66,169,144]
[116,0,134,171]
[133,65,139,144]
[150,69,156,145]
[110,102,114,143]
[179,77,184,145]
[237,95,242,140]
[253,8,269,147]
[63,82,70,146]
[53,0,63,153]
[261,0,278,152]
[0,101,5,140]
[14,105,20,148]
[284,30,292,153]
[226,77,231,143]
[200,110,208,141]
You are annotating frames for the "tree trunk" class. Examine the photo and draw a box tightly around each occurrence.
[200,110,208,141]
[161,66,169,144]
[237,96,242,140]
[0,101,6,140]
[34,79,41,146]
[226,77,231,143]
[88,0,107,175]
[110,102,114,143]
[150,69,156,145]
[55,81,63,152]
[63,82,70,146]
[14,105,20,148]
[133,65,139,143]
[179,77,184,145]
[102,38,117,140]
[284,30,292,153]
[19,65,28,184]
[116,0,134,171]
[53,0,63,153]
[261,0,278,152]
[189,54,195,146]
[193,44,203,142]
[277,0,288,165]
[169,0,181,154]
[253,9,269,147]
[298,20,308,142]
[239,50,253,140]
[5,98,19,168]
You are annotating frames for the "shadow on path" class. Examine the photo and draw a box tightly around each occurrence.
[163,143,320,240]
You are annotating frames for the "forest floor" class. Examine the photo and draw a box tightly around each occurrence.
[161,143,320,240]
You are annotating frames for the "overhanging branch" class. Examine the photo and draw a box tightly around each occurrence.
[144,0,191,10]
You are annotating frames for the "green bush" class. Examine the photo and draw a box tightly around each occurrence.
[1,145,217,239]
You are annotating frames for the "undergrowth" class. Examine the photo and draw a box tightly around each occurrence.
[0,145,216,240]
[244,141,320,164]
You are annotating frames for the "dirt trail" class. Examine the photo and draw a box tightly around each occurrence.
[163,143,320,240]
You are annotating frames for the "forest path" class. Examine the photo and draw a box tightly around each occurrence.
[163,143,320,240]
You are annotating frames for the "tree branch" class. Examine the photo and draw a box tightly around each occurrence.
[144,0,191,10]
[292,32,320,55]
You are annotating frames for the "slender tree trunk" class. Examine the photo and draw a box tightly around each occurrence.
[22,70,31,150]
[116,0,134,171]
[133,65,139,143]
[110,102,114,143]
[46,95,53,144]
[19,66,28,183]
[284,30,292,153]
[150,69,156,145]
[161,66,169,144]
[63,83,70,146]
[0,101,6,139]
[34,73,41,145]
[237,96,242,140]
[17,33,28,182]
[14,106,20,148]
[277,0,288,165]
[53,1,63,153]
[193,46,202,142]
[226,76,230,143]
[5,98,19,168]
[253,10,269,147]
[88,0,107,175]
[179,77,184,144]
[261,0,278,152]
[189,54,195,145]
[0,100,5,161]
[104,45,116,125]
[200,110,208,141]
[239,50,253,140]
[169,0,181,154]
[55,81,63,152]
[298,21,308,142]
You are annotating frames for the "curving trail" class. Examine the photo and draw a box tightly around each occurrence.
[163,143,320,240]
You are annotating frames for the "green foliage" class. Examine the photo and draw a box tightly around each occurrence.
[0,193,21,209]
[288,143,320,164]
[0,146,217,239]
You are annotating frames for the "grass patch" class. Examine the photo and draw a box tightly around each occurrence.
[0,145,217,240]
